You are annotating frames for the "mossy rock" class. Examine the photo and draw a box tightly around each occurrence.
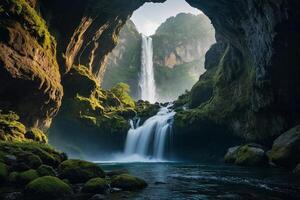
[268,125,300,168]
[111,174,147,191]
[58,159,105,183]
[17,152,42,169]
[82,178,109,194]
[234,145,267,166]
[8,171,18,183]
[17,169,39,185]
[0,162,8,183]
[37,165,56,177]
[24,176,73,200]
[293,164,300,175]
[25,128,48,143]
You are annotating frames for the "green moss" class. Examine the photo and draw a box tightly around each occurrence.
[37,165,56,177]
[24,176,73,200]
[82,178,109,194]
[58,159,105,183]
[111,174,147,191]
[5,0,56,50]
[25,128,48,143]
[17,169,39,185]
[110,83,135,108]
[0,141,65,168]
[0,111,26,141]
[0,162,8,183]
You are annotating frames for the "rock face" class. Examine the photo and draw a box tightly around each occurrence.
[102,20,141,99]
[0,0,63,129]
[175,0,300,144]
[268,125,300,168]
[153,13,215,101]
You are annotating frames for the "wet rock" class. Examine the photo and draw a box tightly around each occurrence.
[224,144,267,166]
[111,174,147,191]
[293,164,300,175]
[58,159,105,183]
[224,146,240,163]
[3,155,17,165]
[8,172,19,183]
[82,178,109,194]
[3,192,23,200]
[106,169,129,177]
[268,125,300,168]
[89,194,106,200]
[24,176,73,200]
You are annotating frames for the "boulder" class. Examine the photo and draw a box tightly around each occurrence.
[0,162,9,183]
[224,144,267,166]
[58,159,105,183]
[111,174,147,191]
[17,169,39,185]
[82,178,109,194]
[268,125,300,168]
[37,165,56,177]
[106,169,129,177]
[24,176,73,200]
[293,164,300,175]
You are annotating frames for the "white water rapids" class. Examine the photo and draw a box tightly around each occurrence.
[123,104,175,161]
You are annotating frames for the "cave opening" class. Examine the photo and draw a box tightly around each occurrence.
[102,0,216,103]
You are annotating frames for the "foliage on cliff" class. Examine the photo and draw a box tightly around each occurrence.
[50,65,136,157]
[153,13,215,101]
[0,0,63,129]
[102,20,141,99]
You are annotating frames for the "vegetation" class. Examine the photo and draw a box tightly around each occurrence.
[58,159,105,183]
[24,176,73,200]
[82,177,109,193]
[111,174,148,191]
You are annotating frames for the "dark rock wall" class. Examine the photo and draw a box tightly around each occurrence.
[179,0,300,143]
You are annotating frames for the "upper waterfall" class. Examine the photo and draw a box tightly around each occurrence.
[139,35,156,103]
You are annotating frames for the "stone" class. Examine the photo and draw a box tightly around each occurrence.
[268,125,300,168]
[0,162,9,183]
[224,144,268,166]
[111,174,147,191]
[89,194,106,200]
[82,178,109,194]
[24,176,73,200]
[17,169,39,185]
[58,159,105,183]
[37,164,56,177]
[3,192,23,200]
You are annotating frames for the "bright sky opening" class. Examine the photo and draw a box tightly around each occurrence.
[130,0,201,36]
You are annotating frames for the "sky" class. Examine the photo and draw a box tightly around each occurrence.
[131,0,201,36]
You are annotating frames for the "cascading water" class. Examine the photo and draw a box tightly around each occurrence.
[139,35,156,103]
[124,104,175,161]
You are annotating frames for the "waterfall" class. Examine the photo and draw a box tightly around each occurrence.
[124,104,175,161]
[139,35,156,103]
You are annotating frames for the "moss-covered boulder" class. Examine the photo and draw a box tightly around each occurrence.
[0,162,9,183]
[37,165,56,177]
[224,144,267,166]
[8,171,19,183]
[82,178,109,194]
[17,169,39,185]
[0,111,26,142]
[268,125,300,168]
[25,128,48,144]
[24,176,73,200]
[111,174,147,191]
[224,146,240,163]
[58,159,105,183]
[17,152,42,169]
[293,164,300,175]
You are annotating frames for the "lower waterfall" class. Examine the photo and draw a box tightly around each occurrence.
[124,104,175,161]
